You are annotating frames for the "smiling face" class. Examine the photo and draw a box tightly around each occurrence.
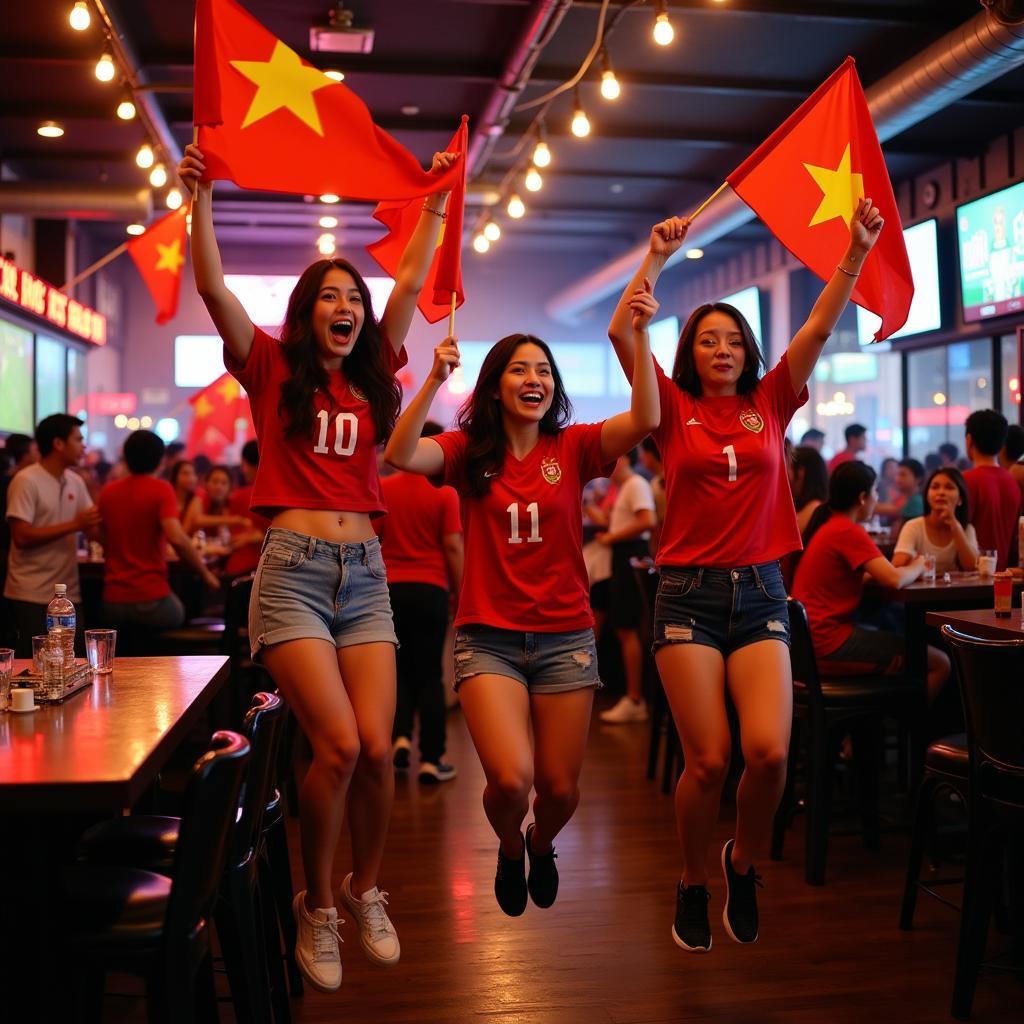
[311,267,365,367]
[692,311,746,393]
[497,342,554,424]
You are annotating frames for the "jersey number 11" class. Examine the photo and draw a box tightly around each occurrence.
[507,502,542,544]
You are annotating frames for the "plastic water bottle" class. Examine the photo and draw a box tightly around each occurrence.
[46,583,76,668]
[43,627,66,700]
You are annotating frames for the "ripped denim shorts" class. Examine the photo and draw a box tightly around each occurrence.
[452,625,602,694]
[652,561,790,657]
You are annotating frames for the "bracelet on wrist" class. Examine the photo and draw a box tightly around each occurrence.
[422,204,447,220]
[837,263,860,278]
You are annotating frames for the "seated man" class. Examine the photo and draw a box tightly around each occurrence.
[98,430,219,634]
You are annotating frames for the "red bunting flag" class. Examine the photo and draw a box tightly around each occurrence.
[726,57,912,341]
[368,116,469,324]
[193,0,462,201]
[186,372,250,460]
[126,207,188,325]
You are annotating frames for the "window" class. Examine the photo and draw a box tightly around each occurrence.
[1000,332,1021,421]
[174,335,225,388]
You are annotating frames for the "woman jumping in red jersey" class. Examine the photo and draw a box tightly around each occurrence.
[178,143,456,992]
[385,282,660,916]
[608,201,883,953]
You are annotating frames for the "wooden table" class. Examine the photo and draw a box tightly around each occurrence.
[925,607,1024,642]
[0,656,229,813]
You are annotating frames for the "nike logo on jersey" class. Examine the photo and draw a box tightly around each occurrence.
[686,417,702,426]
[484,470,499,478]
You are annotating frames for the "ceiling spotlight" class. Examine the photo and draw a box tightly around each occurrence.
[95,51,116,82]
[324,69,345,81]
[473,233,490,254]
[149,163,167,188]
[400,105,420,116]
[483,220,501,242]
[126,223,145,236]
[685,248,704,260]
[532,138,551,169]
[166,188,183,210]
[507,194,525,219]
[317,233,336,256]
[319,215,338,228]
[37,120,65,138]
[116,99,136,120]
[319,193,340,204]
[525,166,543,192]
[69,2,91,31]
[571,88,591,138]
[653,1,675,46]
[599,49,620,101]
[135,142,154,168]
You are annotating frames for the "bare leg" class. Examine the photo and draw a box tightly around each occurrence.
[262,638,360,910]
[338,642,397,896]
[926,645,950,704]
[530,687,595,851]
[615,627,645,704]
[458,674,533,858]
[725,640,792,874]
[656,644,731,887]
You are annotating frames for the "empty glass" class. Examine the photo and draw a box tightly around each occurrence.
[977,549,997,578]
[85,629,117,674]
[31,634,48,674]
[0,648,13,711]
[922,553,936,583]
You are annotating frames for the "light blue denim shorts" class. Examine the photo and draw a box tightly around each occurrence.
[452,625,602,695]
[250,527,398,660]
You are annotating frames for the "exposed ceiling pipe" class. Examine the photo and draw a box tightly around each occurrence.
[546,5,1024,324]
[466,0,573,179]
[0,183,152,221]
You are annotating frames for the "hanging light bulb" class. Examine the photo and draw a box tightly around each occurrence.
[525,166,543,192]
[166,188,183,210]
[148,163,167,188]
[116,99,136,120]
[37,121,65,138]
[507,194,525,219]
[69,3,91,31]
[483,220,501,242]
[95,52,116,82]
[685,248,704,260]
[570,88,591,138]
[319,215,338,228]
[317,233,337,256]
[533,138,551,168]
[653,1,674,46]
[319,193,340,204]
[599,48,620,101]
[135,142,154,168]
[473,233,490,254]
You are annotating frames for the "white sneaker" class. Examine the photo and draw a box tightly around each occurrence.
[340,873,401,966]
[292,891,343,992]
[600,696,649,724]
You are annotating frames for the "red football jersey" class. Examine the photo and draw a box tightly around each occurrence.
[98,475,179,603]
[377,472,461,590]
[653,353,807,568]
[963,465,1020,568]
[434,423,611,632]
[226,326,406,517]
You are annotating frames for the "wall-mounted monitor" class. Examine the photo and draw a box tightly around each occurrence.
[718,287,762,348]
[857,218,942,345]
[0,318,34,434]
[36,335,67,421]
[956,180,1024,323]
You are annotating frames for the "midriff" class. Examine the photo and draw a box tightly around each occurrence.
[270,508,376,544]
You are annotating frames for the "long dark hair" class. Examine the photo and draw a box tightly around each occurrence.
[671,302,766,397]
[277,258,401,443]
[456,334,573,497]
[791,444,828,512]
[803,461,877,547]
[923,467,970,528]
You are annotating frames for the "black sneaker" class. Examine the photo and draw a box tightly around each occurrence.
[393,738,410,772]
[525,823,559,909]
[494,834,528,917]
[721,839,762,943]
[672,882,711,953]
[418,761,457,784]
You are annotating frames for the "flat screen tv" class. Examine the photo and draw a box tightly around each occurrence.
[957,180,1024,323]
[0,319,34,434]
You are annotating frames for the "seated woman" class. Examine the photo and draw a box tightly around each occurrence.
[792,461,950,702]
[169,458,199,526]
[183,464,251,538]
[791,444,828,535]
[892,467,978,575]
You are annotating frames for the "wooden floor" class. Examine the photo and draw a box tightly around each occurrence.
[115,694,1019,1023]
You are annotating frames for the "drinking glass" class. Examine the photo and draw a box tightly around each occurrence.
[977,550,997,578]
[922,553,936,582]
[0,648,13,711]
[85,629,117,674]
[32,635,48,674]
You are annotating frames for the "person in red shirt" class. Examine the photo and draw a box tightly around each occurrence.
[962,409,1020,568]
[223,440,271,578]
[98,430,220,633]
[386,280,661,917]
[609,201,883,953]
[179,142,457,991]
[377,420,464,784]
[826,422,867,474]
[792,461,948,698]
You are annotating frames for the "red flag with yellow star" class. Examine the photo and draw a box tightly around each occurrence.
[367,117,468,324]
[726,57,912,341]
[186,372,248,460]
[126,207,188,325]
[193,0,462,201]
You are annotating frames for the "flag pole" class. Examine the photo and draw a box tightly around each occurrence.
[687,181,729,222]
[447,292,457,337]
[61,242,129,292]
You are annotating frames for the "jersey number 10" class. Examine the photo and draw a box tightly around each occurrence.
[313,410,358,456]
[507,502,542,544]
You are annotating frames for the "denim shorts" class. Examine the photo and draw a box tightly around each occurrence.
[652,561,790,657]
[452,625,602,695]
[250,527,398,660]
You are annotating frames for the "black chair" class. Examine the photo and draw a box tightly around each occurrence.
[774,599,926,885]
[940,625,1024,1021]
[64,730,250,1024]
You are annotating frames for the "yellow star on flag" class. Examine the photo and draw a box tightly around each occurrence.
[154,238,185,275]
[216,377,240,403]
[231,40,335,136]
[803,143,864,229]
[195,395,214,418]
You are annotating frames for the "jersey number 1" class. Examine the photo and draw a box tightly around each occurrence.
[722,444,738,482]
[507,502,542,544]
[313,410,358,456]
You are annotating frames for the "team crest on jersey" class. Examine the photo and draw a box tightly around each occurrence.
[739,408,764,433]
[540,457,562,485]
[349,382,369,403]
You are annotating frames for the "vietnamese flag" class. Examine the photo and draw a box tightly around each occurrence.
[193,0,462,201]
[368,116,468,324]
[186,372,248,460]
[726,57,912,341]
[126,207,188,325]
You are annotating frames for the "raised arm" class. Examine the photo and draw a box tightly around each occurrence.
[600,277,662,463]
[786,198,883,395]
[379,151,460,354]
[384,336,460,476]
[608,217,689,383]
[177,145,255,364]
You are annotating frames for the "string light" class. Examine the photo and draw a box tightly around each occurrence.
[532,138,551,168]
[126,223,145,236]
[69,2,91,31]
[166,188,183,210]
[571,88,591,138]
[149,164,167,188]
[317,233,336,255]
[37,121,64,138]
[653,1,674,46]
[135,142,154,168]
[599,48,620,101]
[318,215,338,228]
[472,233,490,254]
[95,52,116,82]
[483,220,501,242]
[525,166,543,192]
[116,99,136,120]
[507,194,526,219]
